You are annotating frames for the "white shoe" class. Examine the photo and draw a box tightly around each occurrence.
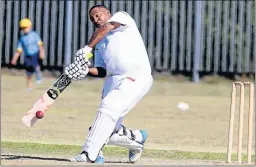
[129,130,147,163]
[70,151,105,164]
[36,80,42,84]
[70,152,90,162]
[27,88,32,92]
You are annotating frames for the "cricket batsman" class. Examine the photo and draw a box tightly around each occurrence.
[64,5,153,164]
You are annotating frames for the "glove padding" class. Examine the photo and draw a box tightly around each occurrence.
[75,46,92,68]
[74,53,91,68]
[64,63,89,81]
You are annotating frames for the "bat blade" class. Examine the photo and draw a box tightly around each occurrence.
[22,74,72,127]
[22,53,94,128]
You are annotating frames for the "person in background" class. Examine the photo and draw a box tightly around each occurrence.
[11,18,45,92]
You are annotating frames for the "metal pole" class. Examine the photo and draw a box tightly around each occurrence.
[193,1,202,83]
[0,0,4,145]
[63,1,73,72]
[254,0,256,163]
[0,3,3,59]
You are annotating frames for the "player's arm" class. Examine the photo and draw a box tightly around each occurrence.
[87,67,106,78]
[65,63,106,80]
[76,11,130,66]
[11,51,21,65]
[75,22,121,78]
[74,22,121,69]
[77,11,130,60]
[38,41,45,59]
[87,22,121,48]
[11,40,23,65]
[35,32,45,60]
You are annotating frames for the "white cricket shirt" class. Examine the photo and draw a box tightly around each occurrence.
[94,11,151,76]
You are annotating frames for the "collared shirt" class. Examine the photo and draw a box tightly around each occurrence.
[17,30,43,56]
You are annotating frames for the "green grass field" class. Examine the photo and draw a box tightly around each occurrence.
[1,71,255,164]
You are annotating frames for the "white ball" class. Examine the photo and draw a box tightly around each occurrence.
[177,102,189,112]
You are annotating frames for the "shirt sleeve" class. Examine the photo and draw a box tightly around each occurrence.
[94,47,106,69]
[34,32,43,46]
[107,11,135,27]
[16,40,23,53]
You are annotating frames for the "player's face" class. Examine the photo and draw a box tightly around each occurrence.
[21,27,31,34]
[89,7,111,28]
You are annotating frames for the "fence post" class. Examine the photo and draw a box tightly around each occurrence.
[0,0,3,118]
[193,1,202,83]
[254,1,256,154]
[63,1,73,72]
[0,1,3,68]
[0,0,3,67]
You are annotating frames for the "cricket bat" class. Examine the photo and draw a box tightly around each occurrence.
[22,53,93,128]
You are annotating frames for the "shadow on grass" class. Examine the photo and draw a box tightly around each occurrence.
[1,154,69,162]
[1,154,131,164]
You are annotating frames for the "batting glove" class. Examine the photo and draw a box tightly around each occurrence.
[64,63,89,81]
[75,45,92,67]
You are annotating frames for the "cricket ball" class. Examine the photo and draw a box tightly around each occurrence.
[36,111,44,119]
[177,102,189,112]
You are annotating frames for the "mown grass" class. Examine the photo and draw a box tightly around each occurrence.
[1,72,255,164]
[2,73,255,152]
[2,141,255,162]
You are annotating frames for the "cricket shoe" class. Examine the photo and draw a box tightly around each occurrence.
[129,130,148,163]
[27,88,33,92]
[36,79,42,84]
[69,150,105,164]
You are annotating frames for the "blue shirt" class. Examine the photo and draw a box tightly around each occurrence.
[17,31,43,56]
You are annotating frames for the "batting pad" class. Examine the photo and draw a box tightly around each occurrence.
[83,111,116,161]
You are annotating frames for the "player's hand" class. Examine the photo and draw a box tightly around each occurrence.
[39,53,45,59]
[75,46,92,67]
[74,54,91,68]
[64,63,89,80]
[11,59,17,65]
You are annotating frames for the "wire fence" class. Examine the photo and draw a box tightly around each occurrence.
[2,0,256,76]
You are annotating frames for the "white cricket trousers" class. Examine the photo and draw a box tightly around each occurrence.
[83,73,153,161]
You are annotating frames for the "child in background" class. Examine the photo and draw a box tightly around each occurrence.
[11,18,45,92]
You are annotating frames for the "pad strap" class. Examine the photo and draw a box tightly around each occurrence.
[89,125,143,150]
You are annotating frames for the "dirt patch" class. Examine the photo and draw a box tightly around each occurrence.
[1,153,231,165]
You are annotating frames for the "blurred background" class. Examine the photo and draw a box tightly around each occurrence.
[1,0,256,164]
[1,0,255,81]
